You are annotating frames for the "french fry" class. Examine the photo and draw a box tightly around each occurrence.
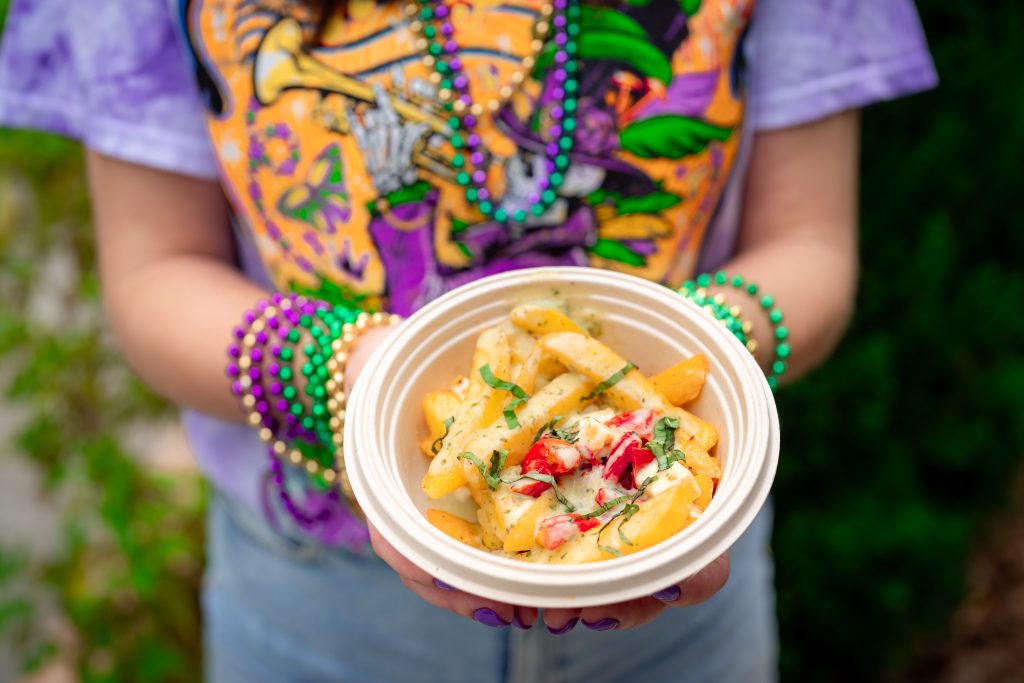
[469,488,506,549]
[499,320,538,364]
[512,345,544,395]
[535,478,701,563]
[422,328,510,499]
[652,354,709,406]
[419,390,461,457]
[469,486,559,550]
[510,304,587,336]
[423,308,724,565]
[539,332,718,451]
[598,477,700,557]
[694,474,714,510]
[479,340,514,428]
[426,509,483,550]
[676,437,723,478]
[460,372,597,489]
[503,490,556,553]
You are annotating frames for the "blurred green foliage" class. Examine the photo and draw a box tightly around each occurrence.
[773,1,1024,680]
[1,0,1022,681]
[0,3,206,679]
[0,133,207,683]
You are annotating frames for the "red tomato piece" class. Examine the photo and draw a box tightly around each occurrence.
[510,478,551,497]
[537,514,600,550]
[606,408,656,440]
[537,514,579,550]
[629,442,656,488]
[594,486,621,506]
[603,433,638,484]
[522,438,581,476]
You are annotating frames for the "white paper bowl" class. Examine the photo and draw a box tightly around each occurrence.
[345,267,779,608]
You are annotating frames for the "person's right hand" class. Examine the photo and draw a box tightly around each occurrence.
[369,523,539,629]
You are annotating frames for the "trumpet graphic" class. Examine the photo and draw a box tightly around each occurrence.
[254,17,451,136]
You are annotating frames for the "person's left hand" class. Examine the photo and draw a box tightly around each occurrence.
[538,551,731,633]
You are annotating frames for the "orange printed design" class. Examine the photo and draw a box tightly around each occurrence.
[184,0,754,314]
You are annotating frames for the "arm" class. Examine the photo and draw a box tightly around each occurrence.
[87,151,522,626]
[87,151,268,420]
[712,110,861,382]
[542,110,865,632]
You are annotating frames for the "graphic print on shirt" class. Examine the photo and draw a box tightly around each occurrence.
[183,0,753,315]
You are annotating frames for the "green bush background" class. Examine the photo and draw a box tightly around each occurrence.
[1,0,1022,681]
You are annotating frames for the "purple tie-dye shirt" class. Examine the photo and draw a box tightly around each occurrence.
[0,0,936,546]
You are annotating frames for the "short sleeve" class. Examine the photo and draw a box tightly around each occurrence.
[0,0,218,179]
[747,0,938,131]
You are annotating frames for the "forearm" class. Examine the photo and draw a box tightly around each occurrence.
[709,111,861,385]
[103,255,267,421]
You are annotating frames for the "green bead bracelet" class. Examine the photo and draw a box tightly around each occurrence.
[680,271,788,392]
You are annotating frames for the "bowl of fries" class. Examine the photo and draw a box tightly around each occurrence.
[345,267,778,608]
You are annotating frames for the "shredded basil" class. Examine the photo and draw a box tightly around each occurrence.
[553,426,580,443]
[594,475,657,554]
[577,495,630,520]
[488,449,508,480]
[582,362,637,401]
[430,416,455,455]
[666,449,687,466]
[622,502,640,523]
[649,442,668,471]
[458,451,502,490]
[480,364,531,429]
[598,544,625,558]
[532,415,564,444]
[648,416,681,470]
[509,472,575,512]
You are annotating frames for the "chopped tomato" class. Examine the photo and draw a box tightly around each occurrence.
[606,408,656,440]
[510,478,551,497]
[511,438,579,497]
[629,444,656,488]
[537,514,600,550]
[522,438,580,476]
[602,433,650,488]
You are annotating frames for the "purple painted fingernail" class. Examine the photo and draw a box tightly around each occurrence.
[546,617,579,636]
[473,608,510,628]
[433,578,456,590]
[582,618,619,631]
[511,611,532,630]
[652,585,681,602]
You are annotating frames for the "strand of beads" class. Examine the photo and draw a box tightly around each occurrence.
[679,272,789,392]
[324,311,402,498]
[676,285,752,348]
[228,294,400,528]
[406,1,552,117]
[230,295,339,525]
[408,0,580,222]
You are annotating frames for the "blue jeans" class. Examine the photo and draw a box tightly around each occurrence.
[203,494,777,683]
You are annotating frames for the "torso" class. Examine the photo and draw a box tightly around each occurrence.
[183,0,754,314]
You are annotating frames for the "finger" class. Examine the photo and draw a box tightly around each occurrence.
[655,551,730,609]
[578,597,666,631]
[371,526,518,626]
[513,606,539,630]
[400,576,517,627]
[369,523,435,585]
[542,608,582,634]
